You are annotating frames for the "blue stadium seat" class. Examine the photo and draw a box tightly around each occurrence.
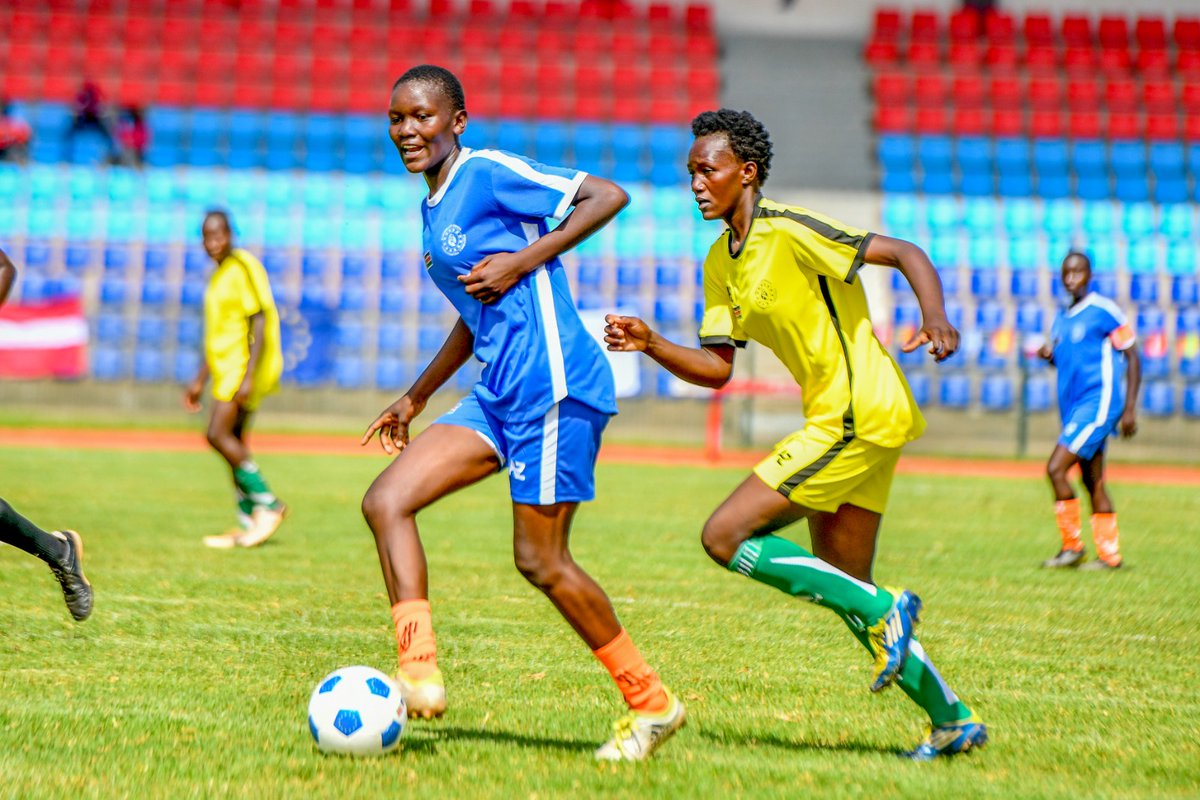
[654,298,681,323]
[1161,205,1196,240]
[181,280,206,306]
[1185,383,1200,418]
[335,320,365,350]
[533,121,569,166]
[877,134,916,174]
[919,168,954,194]
[905,371,930,406]
[960,198,996,234]
[418,291,448,315]
[1035,171,1070,199]
[176,316,203,346]
[341,218,370,250]
[1001,198,1040,236]
[187,110,226,167]
[1025,375,1053,412]
[1148,142,1185,178]
[616,261,642,289]
[995,137,1030,176]
[1120,202,1156,239]
[893,303,924,366]
[17,274,49,300]
[997,172,1034,198]
[103,246,131,273]
[377,323,406,353]
[145,170,177,204]
[967,235,1000,271]
[417,325,444,353]
[576,295,607,311]
[1114,174,1150,203]
[1076,175,1111,201]
[379,289,414,314]
[91,347,128,381]
[925,196,959,232]
[64,243,92,273]
[339,286,366,311]
[958,169,994,197]
[380,252,412,281]
[1166,242,1197,276]
[1154,177,1189,204]
[1032,139,1069,174]
[105,208,138,242]
[136,315,166,343]
[173,350,202,382]
[497,120,535,155]
[1127,239,1159,276]
[655,263,681,287]
[26,205,58,239]
[1043,199,1076,237]
[100,279,127,306]
[301,285,330,308]
[141,280,169,306]
[881,195,920,235]
[265,116,301,171]
[980,374,1013,411]
[976,300,1005,333]
[881,170,917,193]
[1128,273,1157,304]
[1141,380,1175,416]
[144,247,170,275]
[302,252,328,278]
[133,349,166,382]
[1111,141,1146,176]
[577,258,605,290]
[1179,307,1200,375]
[1081,202,1115,238]
[183,249,209,275]
[341,253,368,280]
[1015,302,1045,334]
[1070,139,1107,178]
[1173,274,1199,306]
[917,135,953,173]
[927,235,960,270]
[938,374,971,408]
[376,358,409,390]
[1137,306,1169,378]
[1013,268,1042,304]
[95,313,126,344]
[1091,271,1117,298]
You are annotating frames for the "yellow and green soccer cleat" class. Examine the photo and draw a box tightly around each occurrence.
[904,714,988,761]
[594,690,686,762]
[395,666,447,719]
[868,588,922,693]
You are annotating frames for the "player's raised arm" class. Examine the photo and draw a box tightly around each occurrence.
[604,314,735,389]
[0,247,16,308]
[459,174,629,304]
[864,234,959,362]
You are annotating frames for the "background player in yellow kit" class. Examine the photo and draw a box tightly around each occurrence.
[184,210,287,549]
[605,109,986,761]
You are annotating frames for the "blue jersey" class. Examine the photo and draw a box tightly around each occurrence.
[419,147,617,422]
[1050,292,1136,415]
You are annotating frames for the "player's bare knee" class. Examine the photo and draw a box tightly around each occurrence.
[513,547,567,591]
[700,518,738,565]
[361,486,400,533]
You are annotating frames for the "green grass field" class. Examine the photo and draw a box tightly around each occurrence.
[2,443,1198,799]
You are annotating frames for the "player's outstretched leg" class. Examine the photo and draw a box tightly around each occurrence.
[1044,446,1086,567]
[391,599,446,719]
[1078,453,1124,570]
[0,498,92,620]
[511,502,685,761]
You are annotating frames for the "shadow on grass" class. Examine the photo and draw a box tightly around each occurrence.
[696,729,901,757]
[403,725,595,755]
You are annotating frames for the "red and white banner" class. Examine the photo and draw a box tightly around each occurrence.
[0,297,89,380]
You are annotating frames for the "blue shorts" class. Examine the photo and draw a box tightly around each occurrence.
[436,391,610,505]
[1059,400,1121,460]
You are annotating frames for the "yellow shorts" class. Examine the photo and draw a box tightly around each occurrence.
[211,361,280,412]
[753,429,902,515]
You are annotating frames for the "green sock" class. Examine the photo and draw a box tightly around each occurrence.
[838,612,974,726]
[235,488,254,529]
[728,535,894,624]
[234,461,278,509]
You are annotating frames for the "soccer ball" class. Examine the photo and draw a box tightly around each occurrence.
[307,666,407,756]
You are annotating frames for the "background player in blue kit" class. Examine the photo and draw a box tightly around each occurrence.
[1038,251,1141,570]
[359,65,685,761]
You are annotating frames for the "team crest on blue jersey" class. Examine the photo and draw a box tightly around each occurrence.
[423,251,432,270]
[441,224,467,256]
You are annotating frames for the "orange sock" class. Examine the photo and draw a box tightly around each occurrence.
[1055,499,1083,552]
[592,628,670,715]
[1092,513,1122,565]
[391,599,439,680]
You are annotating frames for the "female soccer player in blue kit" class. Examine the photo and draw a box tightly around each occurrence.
[1038,250,1140,570]
[359,65,684,761]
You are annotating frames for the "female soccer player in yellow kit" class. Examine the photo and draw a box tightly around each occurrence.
[605,109,986,761]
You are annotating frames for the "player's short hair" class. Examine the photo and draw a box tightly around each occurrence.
[203,208,233,233]
[393,64,466,114]
[690,109,774,186]
[1064,249,1092,269]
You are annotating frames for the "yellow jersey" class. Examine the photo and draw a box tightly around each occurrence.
[203,248,283,404]
[698,197,925,449]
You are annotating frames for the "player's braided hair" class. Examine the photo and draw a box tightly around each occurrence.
[393,64,467,114]
[691,109,773,186]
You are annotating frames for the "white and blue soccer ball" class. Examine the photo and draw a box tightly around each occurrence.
[307,666,407,756]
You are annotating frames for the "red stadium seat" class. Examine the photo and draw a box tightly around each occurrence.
[610,30,646,63]
[1107,111,1141,140]
[872,71,911,105]
[1068,110,1102,140]
[984,12,1016,43]
[1185,114,1200,142]
[195,80,234,109]
[647,3,674,27]
[467,0,497,17]
[871,7,903,41]
[573,91,613,122]
[1097,16,1129,49]
[40,75,79,104]
[1135,17,1167,49]
[983,42,1020,71]
[508,0,539,19]
[157,79,195,107]
[872,104,912,133]
[532,89,568,120]
[1027,75,1062,109]
[232,82,272,109]
[905,40,941,68]
[611,93,651,124]
[1023,44,1058,74]
[988,75,1022,108]
[270,81,310,111]
[1182,83,1200,114]
[1145,113,1179,141]
[1023,13,1055,47]
[947,40,983,68]
[1029,109,1063,138]
[1065,77,1101,110]
[1178,49,1200,77]
[947,8,981,41]
[951,107,987,136]
[1104,78,1138,111]
[684,3,713,32]
[912,72,948,107]
[1142,79,1175,113]
[613,63,649,93]
[1061,14,1093,47]
[988,107,1023,137]
[496,24,535,55]
[1173,18,1200,50]
[0,71,41,101]
[913,106,948,135]
[910,10,940,42]
[950,72,986,107]
[863,39,900,67]
[428,0,455,17]
[1135,47,1170,74]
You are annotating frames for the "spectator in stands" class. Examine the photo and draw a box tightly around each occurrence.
[115,105,149,167]
[360,64,685,761]
[184,210,287,550]
[66,80,119,162]
[0,99,32,163]
[1037,251,1141,570]
[604,108,987,762]
[0,247,93,621]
